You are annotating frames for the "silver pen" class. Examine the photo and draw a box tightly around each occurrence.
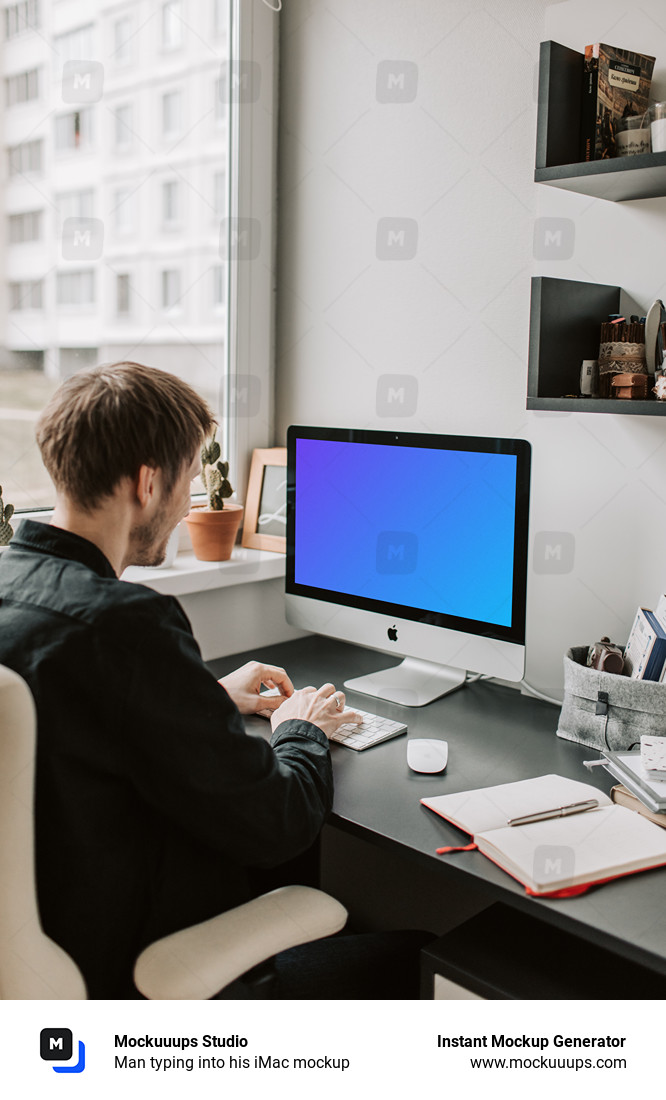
[508,798,599,827]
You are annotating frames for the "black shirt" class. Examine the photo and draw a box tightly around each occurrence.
[0,520,333,998]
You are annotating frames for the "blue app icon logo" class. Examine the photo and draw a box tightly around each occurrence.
[40,1028,86,1073]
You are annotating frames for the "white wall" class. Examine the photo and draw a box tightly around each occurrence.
[275,0,666,699]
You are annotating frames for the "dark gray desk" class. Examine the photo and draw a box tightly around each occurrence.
[210,636,666,986]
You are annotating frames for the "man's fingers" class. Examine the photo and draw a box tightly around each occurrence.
[262,665,294,697]
[263,693,287,711]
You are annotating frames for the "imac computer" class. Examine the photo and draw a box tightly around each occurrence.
[285,426,531,707]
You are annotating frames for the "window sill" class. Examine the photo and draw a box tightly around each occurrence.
[122,547,285,597]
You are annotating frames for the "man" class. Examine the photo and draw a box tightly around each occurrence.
[0,361,375,998]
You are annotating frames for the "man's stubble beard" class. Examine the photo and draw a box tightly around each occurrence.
[130,514,171,567]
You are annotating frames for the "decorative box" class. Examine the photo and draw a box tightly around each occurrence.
[611,372,649,399]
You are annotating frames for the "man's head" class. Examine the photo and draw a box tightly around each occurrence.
[37,362,216,568]
[36,361,215,510]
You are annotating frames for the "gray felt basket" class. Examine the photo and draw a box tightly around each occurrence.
[557,646,666,752]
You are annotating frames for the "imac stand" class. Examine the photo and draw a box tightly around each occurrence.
[344,657,467,708]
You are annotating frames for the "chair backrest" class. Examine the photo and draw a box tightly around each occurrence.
[0,664,86,998]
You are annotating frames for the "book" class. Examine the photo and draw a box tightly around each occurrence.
[623,607,666,680]
[422,774,666,897]
[654,593,666,634]
[610,784,666,829]
[580,43,655,161]
[595,749,666,813]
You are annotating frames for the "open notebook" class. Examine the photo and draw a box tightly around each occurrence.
[422,774,666,897]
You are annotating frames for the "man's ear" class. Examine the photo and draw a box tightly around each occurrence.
[135,465,159,509]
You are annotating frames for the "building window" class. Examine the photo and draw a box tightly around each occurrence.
[9,279,43,310]
[54,24,94,72]
[113,187,135,234]
[56,270,95,306]
[161,90,181,137]
[5,0,40,38]
[162,180,179,226]
[54,109,93,152]
[162,1,182,49]
[8,210,42,244]
[7,138,42,176]
[56,190,94,226]
[161,269,180,309]
[113,16,132,65]
[114,104,133,152]
[116,273,131,315]
[5,68,39,106]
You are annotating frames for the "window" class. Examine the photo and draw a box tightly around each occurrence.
[162,180,179,226]
[161,1,182,49]
[113,187,135,234]
[161,269,180,310]
[8,210,42,244]
[56,270,95,306]
[116,273,131,315]
[56,190,94,230]
[54,24,94,72]
[5,68,39,106]
[9,280,42,310]
[114,104,133,152]
[56,190,94,221]
[0,0,275,512]
[113,16,132,65]
[54,109,93,152]
[5,0,40,38]
[7,138,43,176]
[162,90,181,137]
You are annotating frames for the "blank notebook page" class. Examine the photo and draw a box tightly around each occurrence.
[424,774,613,836]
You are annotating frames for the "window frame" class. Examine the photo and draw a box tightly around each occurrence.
[224,0,279,503]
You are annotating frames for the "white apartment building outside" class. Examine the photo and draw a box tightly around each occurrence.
[1,0,230,416]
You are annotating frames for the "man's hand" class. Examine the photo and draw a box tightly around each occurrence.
[218,661,294,715]
[269,683,362,738]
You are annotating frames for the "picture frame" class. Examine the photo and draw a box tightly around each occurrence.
[241,447,287,552]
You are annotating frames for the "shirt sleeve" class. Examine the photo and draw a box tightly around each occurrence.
[104,589,333,869]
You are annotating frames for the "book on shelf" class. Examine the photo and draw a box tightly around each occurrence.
[610,784,666,829]
[422,774,666,897]
[580,43,655,161]
[623,606,666,681]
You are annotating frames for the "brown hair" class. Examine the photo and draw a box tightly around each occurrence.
[36,361,216,510]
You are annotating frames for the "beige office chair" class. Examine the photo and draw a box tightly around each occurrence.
[0,663,347,1000]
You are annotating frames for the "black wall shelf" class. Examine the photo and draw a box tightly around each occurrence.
[527,276,666,416]
[535,41,666,202]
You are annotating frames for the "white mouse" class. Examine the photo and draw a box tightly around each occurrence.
[407,738,448,774]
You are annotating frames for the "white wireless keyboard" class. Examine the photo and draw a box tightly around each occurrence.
[330,708,407,752]
[259,688,407,751]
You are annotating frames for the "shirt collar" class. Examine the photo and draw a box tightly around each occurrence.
[10,518,117,579]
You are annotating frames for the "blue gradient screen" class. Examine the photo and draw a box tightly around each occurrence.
[294,438,518,628]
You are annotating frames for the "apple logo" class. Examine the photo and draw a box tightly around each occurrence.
[387,624,398,642]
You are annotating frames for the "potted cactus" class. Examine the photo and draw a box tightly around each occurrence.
[184,438,243,561]
[0,486,15,551]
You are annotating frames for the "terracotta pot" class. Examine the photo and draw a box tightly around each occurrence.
[184,503,244,562]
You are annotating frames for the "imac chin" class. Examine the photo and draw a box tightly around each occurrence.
[286,427,530,708]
